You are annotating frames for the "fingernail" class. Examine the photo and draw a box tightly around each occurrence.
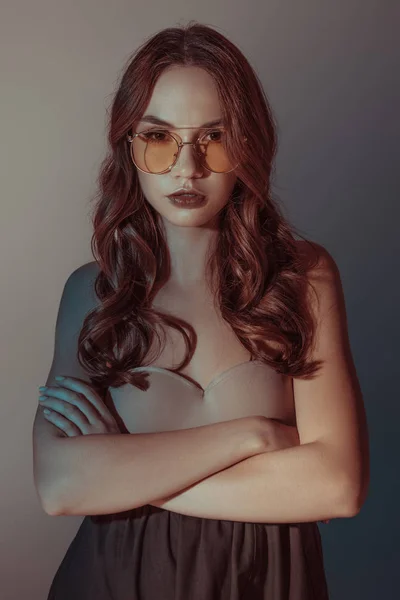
[55,376,65,381]
[38,386,46,391]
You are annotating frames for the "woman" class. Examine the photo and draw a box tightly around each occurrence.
[33,21,368,600]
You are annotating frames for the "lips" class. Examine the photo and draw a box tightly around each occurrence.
[168,188,205,198]
[167,191,207,207]
[169,194,204,200]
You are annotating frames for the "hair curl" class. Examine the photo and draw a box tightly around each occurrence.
[78,21,324,393]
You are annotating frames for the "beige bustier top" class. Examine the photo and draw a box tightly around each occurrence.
[109,359,296,434]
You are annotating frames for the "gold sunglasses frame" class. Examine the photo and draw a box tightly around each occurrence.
[126,126,247,175]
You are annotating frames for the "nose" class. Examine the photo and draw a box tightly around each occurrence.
[171,142,205,176]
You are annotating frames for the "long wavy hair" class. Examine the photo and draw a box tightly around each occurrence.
[79,21,324,393]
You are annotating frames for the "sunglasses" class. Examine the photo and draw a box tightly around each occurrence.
[127,127,247,175]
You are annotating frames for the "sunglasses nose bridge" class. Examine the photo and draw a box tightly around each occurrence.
[177,140,201,151]
[173,139,203,166]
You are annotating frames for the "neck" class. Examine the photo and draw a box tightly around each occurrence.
[161,217,220,288]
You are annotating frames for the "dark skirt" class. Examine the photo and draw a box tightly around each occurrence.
[47,504,329,599]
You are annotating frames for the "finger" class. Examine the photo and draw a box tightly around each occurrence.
[51,377,111,422]
[42,407,82,437]
[40,385,102,427]
[39,396,92,434]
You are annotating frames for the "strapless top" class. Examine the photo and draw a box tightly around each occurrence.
[109,359,295,434]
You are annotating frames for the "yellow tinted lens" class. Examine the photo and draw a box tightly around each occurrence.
[132,131,178,174]
[132,129,234,173]
[198,130,233,173]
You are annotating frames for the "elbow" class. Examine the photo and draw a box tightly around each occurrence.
[340,497,362,519]
[43,502,64,517]
[37,479,82,517]
[346,481,370,517]
[37,486,64,516]
[327,445,369,518]
[34,475,66,516]
[37,490,64,516]
[33,446,71,516]
[336,473,368,518]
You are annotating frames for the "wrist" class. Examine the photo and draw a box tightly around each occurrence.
[238,416,271,457]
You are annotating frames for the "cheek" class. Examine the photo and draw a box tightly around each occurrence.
[137,174,165,206]
[137,172,156,193]
[215,177,237,205]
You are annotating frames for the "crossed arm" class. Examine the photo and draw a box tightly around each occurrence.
[37,247,368,522]
[149,438,357,523]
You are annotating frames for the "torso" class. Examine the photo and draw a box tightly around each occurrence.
[106,272,299,434]
[148,280,255,389]
[91,241,313,433]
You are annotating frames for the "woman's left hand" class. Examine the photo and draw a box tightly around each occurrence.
[38,376,121,437]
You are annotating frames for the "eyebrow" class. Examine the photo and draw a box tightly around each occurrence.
[138,115,225,129]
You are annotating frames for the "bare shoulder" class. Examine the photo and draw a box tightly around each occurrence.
[61,260,101,313]
[295,239,337,277]
[69,259,100,290]
[33,260,102,444]
[295,239,340,309]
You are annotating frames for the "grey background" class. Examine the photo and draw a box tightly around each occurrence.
[0,1,398,598]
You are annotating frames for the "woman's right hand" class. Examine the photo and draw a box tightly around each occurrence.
[262,417,300,452]
[248,415,299,453]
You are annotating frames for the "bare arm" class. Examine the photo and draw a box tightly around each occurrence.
[33,263,265,516]
[34,410,265,516]
[149,439,353,523]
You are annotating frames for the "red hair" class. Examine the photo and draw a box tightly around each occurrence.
[79,21,323,392]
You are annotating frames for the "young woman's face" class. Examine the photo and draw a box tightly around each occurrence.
[132,66,238,229]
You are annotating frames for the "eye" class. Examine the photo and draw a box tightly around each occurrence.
[141,130,170,142]
[201,129,224,143]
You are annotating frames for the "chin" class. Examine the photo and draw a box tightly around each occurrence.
[162,208,221,227]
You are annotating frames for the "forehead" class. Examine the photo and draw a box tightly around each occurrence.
[141,66,223,129]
